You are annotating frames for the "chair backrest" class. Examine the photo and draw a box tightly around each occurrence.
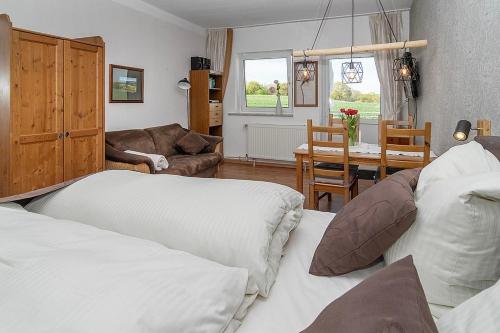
[378,114,415,145]
[328,114,360,142]
[307,119,350,185]
[380,120,431,175]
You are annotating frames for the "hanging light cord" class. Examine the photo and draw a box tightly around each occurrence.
[310,0,334,51]
[350,0,354,62]
[377,0,398,43]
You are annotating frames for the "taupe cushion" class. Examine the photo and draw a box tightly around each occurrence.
[105,129,156,154]
[145,123,188,157]
[200,134,223,153]
[159,153,222,176]
[310,168,420,276]
[302,256,438,333]
[176,132,210,155]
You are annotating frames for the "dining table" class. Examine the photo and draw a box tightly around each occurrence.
[294,142,436,194]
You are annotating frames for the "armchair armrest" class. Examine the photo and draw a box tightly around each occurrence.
[105,144,155,173]
[199,134,223,154]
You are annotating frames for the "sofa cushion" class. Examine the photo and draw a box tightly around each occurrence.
[176,132,210,155]
[106,129,156,154]
[159,153,222,176]
[200,134,223,153]
[145,124,188,157]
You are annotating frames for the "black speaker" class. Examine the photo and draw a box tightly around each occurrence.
[202,58,211,70]
[191,57,211,70]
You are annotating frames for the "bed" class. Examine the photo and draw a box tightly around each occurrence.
[0,200,380,333]
[3,137,500,332]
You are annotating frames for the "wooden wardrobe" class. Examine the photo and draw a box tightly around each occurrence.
[0,14,105,197]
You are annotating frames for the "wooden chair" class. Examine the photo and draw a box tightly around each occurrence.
[380,120,432,179]
[378,114,415,145]
[307,119,359,210]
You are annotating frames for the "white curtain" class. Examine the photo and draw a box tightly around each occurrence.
[207,29,227,72]
[369,12,403,120]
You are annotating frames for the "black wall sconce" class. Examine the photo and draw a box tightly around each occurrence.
[453,119,492,141]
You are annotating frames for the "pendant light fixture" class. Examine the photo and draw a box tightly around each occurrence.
[296,50,316,83]
[342,0,363,84]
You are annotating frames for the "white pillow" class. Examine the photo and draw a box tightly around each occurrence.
[384,172,500,308]
[437,280,500,333]
[416,141,500,200]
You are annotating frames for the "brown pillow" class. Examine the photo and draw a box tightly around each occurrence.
[176,132,210,155]
[302,256,438,333]
[310,168,421,276]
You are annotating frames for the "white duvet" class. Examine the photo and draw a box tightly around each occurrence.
[26,170,305,298]
[0,205,248,333]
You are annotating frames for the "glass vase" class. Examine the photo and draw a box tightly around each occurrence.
[348,126,359,146]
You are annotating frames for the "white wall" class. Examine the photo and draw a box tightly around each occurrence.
[0,0,206,131]
[223,12,409,159]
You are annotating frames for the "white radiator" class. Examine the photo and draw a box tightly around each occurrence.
[246,124,307,162]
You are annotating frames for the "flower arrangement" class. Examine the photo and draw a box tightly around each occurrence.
[340,108,360,146]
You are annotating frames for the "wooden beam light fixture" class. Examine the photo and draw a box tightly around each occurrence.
[293,40,428,58]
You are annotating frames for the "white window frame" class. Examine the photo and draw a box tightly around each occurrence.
[327,53,381,124]
[238,50,293,115]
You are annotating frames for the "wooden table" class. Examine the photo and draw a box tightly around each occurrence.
[294,146,431,193]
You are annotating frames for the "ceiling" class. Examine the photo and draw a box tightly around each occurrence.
[142,0,414,29]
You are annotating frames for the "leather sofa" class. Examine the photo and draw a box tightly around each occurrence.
[105,123,223,177]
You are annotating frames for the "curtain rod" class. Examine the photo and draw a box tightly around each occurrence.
[208,8,410,30]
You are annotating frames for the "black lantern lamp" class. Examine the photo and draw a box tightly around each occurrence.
[393,51,418,81]
[342,0,363,84]
[296,56,316,83]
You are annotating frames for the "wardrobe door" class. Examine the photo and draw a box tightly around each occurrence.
[63,40,104,180]
[10,31,64,195]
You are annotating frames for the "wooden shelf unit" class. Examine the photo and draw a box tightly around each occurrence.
[189,70,223,138]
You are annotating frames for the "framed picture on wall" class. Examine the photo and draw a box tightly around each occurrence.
[294,61,318,107]
[110,64,144,103]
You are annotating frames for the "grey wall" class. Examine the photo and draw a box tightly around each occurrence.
[411,0,500,154]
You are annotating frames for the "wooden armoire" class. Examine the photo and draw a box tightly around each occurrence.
[0,14,105,197]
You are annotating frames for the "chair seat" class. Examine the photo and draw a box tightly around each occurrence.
[315,162,359,173]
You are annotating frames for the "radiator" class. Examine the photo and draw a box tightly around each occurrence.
[246,124,307,161]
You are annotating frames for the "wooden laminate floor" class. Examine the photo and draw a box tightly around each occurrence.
[217,161,373,213]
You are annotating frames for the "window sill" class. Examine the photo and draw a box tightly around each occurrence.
[228,112,293,117]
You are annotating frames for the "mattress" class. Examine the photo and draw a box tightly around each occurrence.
[238,209,384,332]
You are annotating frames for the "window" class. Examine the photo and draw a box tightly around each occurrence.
[239,51,293,114]
[329,56,381,120]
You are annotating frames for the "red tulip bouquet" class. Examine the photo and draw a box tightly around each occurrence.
[340,108,360,146]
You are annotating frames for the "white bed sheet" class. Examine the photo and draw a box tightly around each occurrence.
[238,209,384,333]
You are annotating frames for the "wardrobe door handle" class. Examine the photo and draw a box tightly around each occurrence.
[58,133,64,139]
[65,131,70,137]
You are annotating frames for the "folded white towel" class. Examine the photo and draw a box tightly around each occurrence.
[124,150,169,171]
